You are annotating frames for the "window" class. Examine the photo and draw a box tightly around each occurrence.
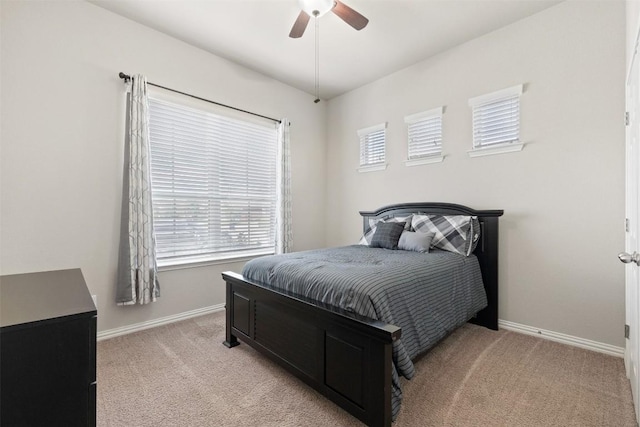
[468,84,524,157]
[148,96,278,266]
[404,107,444,166]
[358,122,387,172]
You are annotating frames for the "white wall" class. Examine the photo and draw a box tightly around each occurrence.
[628,0,640,74]
[0,0,326,332]
[326,1,626,347]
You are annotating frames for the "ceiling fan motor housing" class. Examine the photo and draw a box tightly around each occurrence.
[298,0,334,17]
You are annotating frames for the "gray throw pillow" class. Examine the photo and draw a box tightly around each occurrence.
[398,230,435,253]
[359,215,413,245]
[370,222,405,250]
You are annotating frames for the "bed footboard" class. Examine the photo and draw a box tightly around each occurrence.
[222,271,401,427]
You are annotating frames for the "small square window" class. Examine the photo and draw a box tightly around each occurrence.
[468,85,524,157]
[404,107,444,166]
[357,122,387,172]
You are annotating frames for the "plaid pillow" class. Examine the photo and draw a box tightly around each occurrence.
[370,222,405,250]
[467,216,481,254]
[411,215,479,256]
[359,215,413,245]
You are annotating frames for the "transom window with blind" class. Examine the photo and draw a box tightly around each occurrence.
[148,95,278,266]
[404,106,444,166]
[358,122,387,172]
[468,84,524,158]
[469,85,524,157]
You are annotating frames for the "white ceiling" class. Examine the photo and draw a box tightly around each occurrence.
[89,0,562,100]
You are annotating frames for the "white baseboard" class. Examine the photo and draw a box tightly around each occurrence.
[97,304,225,342]
[96,308,624,358]
[498,319,624,358]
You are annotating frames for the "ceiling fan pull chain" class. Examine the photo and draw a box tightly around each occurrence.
[314,12,320,103]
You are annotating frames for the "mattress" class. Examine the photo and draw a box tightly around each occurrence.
[242,245,487,419]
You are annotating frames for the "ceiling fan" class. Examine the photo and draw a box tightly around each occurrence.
[289,0,369,38]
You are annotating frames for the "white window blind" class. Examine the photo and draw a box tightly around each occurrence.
[469,85,522,149]
[358,123,387,167]
[405,107,443,159]
[148,97,278,265]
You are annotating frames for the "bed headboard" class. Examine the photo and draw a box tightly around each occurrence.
[359,202,504,330]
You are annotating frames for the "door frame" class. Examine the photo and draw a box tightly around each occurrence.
[625,28,640,424]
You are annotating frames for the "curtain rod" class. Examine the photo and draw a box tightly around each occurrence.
[118,72,281,124]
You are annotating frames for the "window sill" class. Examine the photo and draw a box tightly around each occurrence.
[358,163,388,173]
[405,155,444,167]
[468,142,525,158]
[157,250,274,272]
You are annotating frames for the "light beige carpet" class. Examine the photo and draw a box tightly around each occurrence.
[97,312,637,427]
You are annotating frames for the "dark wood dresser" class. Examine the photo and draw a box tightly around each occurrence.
[0,269,97,427]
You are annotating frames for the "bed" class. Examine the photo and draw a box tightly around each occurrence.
[222,202,503,427]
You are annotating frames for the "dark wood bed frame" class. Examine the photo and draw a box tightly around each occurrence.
[222,202,503,427]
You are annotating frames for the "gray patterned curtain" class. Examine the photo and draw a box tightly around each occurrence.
[116,74,160,305]
[275,119,292,254]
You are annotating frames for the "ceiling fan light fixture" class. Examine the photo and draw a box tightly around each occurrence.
[298,0,334,17]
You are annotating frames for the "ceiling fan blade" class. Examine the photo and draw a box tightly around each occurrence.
[289,11,311,38]
[332,0,369,31]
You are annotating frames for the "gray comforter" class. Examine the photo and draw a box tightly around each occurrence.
[242,245,487,419]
